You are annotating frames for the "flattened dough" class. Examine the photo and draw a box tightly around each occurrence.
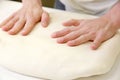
[0,1,120,80]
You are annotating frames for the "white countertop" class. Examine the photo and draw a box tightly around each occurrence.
[0,1,120,80]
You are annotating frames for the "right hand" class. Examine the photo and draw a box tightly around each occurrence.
[51,17,118,50]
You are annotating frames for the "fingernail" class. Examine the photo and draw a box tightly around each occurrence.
[57,38,65,43]
[67,41,74,46]
[91,44,97,50]
[8,30,15,35]
[51,33,57,38]
[2,27,8,31]
[21,31,27,36]
[42,22,47,27]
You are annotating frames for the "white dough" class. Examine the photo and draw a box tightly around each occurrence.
[0,1,120,80]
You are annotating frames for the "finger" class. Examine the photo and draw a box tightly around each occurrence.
[41,11,50,27]
[2,17,18,31]
[20,19,36,36]
[91,32,104,50]
[56,29,85,43]
[51,28,71,38]
[0,13,16,28]
[8,18,26,35]
[51,26,81,38]
[63,19,83,27]
[67,33,92,46]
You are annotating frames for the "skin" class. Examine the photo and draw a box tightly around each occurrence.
[0,0,50,35]
[51,2,120,50]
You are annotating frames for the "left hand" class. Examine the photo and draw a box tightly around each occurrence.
[51,17,118,50]
[0,1,49,35]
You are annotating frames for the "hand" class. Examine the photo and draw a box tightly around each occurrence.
[0,2,49,35]
[51,17,118,50]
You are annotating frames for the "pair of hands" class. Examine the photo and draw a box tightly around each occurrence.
[0,4,117,50]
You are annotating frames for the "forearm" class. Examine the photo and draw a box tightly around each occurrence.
[102,1,120,29]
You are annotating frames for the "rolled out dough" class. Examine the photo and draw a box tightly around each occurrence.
[0,1,120,80]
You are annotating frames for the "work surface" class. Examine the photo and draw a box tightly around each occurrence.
[0,1,120,80]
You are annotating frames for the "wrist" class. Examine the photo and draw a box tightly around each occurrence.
[101,14,120,31]
[22,0,42,7]
[102,2,120,29]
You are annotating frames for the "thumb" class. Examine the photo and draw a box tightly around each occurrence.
[41,11,50,27]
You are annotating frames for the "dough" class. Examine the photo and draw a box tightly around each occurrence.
[0,1,120,80]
